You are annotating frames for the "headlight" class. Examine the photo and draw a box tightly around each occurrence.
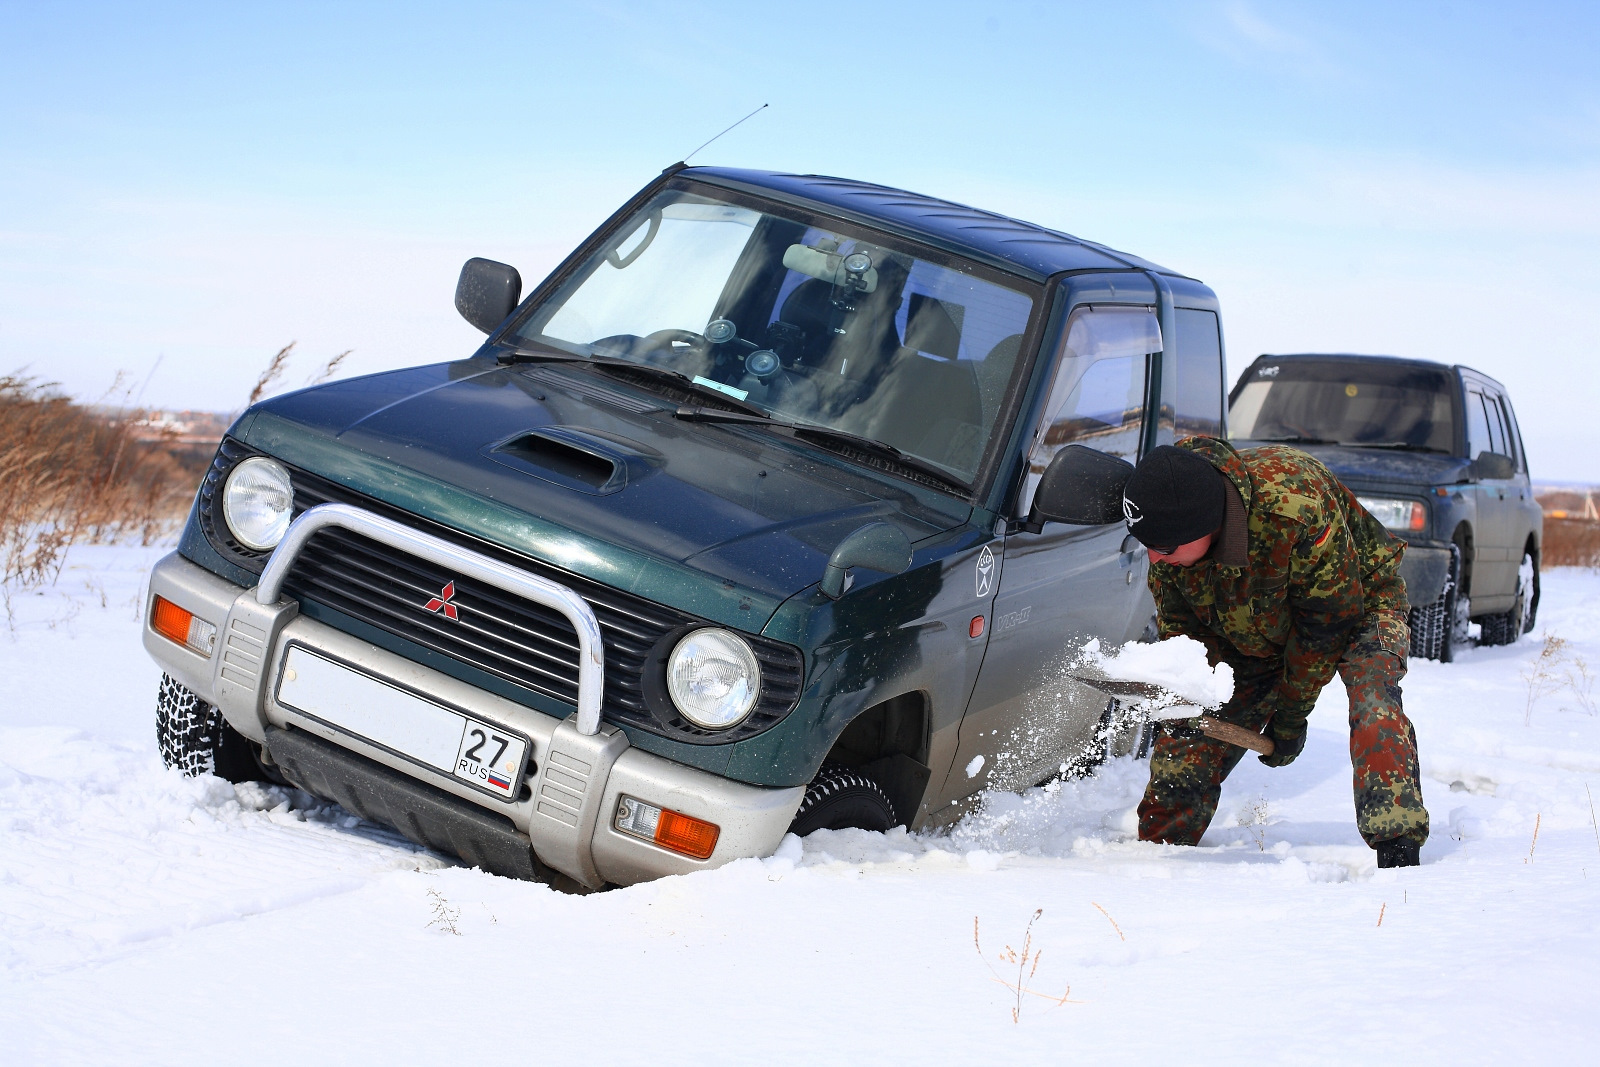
[667,628,761,729]
[222,457,294,550]
[1357,495,1426,533]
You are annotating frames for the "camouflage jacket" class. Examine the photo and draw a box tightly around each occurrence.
[1148,437,1408,719]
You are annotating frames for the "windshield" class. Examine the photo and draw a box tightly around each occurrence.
[510,186,1037,483]
[1229,359,1456,453]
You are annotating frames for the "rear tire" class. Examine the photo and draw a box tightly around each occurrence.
[1479,551,1536,647]
[156,673,264,782]
[788,764,897,835]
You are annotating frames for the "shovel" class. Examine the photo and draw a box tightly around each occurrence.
[1071,675,1275,757]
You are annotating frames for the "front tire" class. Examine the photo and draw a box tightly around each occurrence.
[1408,545,1459,662]
[156,673,264,782]
[788,765,897,835]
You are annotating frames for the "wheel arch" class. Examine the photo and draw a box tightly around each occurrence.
[817,690,932,827]
[1450,521,1476,596]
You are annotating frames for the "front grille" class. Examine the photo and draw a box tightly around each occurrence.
[198,438,803,744]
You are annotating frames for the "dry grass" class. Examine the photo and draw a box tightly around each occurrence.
[973,910,1077,1023]
[0,374,202,597]
[424,888,461,935]
[1522,633,1571,725]
[2,344,353,606]
[1544,517,1600,568]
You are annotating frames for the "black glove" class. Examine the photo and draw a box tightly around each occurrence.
[1259,705,1310,768]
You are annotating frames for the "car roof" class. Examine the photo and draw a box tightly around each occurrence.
[684,167,1190,283]
[1255,353,1451,370]
[1248,353,1509,394]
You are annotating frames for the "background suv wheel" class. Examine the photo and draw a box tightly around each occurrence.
[1408,545,1460,662]
[1479,551,1537,647]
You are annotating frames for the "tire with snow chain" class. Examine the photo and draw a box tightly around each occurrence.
[156,673,264,782]
[787,765,897,836]
[1408,544,1460,662]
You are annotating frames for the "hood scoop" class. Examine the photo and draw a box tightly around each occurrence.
[484,426,660,495]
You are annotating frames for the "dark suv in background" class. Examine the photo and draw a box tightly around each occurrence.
[1229,353,1540,661]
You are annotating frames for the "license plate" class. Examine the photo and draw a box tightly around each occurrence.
[275,645,529,802]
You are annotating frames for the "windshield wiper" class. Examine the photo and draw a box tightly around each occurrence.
[675,407,972,494]
[504,348,768,417]
[1251,434,1339,445]
[674,405,778,425]
[789,425,972,493]
[1349,442,1452,454]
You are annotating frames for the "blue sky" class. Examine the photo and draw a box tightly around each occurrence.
[3,0,1597,477]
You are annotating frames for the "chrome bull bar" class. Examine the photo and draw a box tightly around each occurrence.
[256,502,607,735]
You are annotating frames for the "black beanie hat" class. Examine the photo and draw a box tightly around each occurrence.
[1121,445,1228,549]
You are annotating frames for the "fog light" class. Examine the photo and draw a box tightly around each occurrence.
[615,796,720,860]
[151,595,218,656]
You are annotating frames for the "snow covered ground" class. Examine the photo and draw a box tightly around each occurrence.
[3,545,1598,1064]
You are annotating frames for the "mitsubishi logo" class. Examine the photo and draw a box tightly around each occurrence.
[424,581,460,620]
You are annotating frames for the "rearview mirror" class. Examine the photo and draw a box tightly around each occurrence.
[1028,444,1136,528]
[455,258,522,334]
[1471,451,1515,480]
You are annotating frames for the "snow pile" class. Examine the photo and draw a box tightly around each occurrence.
[1082,633,1234,708]
[3,544,1600,1063]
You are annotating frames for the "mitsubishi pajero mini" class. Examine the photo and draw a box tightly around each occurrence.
[145,166,1229,888]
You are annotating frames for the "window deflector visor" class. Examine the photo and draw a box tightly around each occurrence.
[1019,306,1161,516]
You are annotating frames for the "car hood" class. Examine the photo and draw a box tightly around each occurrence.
[1235,440,1472,490]
[240,361,971,615]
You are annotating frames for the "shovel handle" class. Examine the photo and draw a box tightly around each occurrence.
[1196,716,1275,756]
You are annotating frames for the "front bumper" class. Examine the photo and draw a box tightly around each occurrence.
[143,537,804,889]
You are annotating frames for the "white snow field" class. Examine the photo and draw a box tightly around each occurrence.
[3,545,1599,1064]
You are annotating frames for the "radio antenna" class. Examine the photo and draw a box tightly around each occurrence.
[682,103,768,164]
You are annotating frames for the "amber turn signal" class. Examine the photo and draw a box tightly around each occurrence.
[150,595,218,657]
[615,796,720,860]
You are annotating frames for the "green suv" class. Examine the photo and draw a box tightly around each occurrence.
[144,166,1228,888]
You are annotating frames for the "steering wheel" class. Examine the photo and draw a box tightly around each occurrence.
[642,329,710,355]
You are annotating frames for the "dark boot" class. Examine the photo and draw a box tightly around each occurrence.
[1375,838,1420,868]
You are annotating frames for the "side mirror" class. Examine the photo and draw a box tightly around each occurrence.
[1028,444,1136,528]
[455,258,523,334]
[820,522,913,599]
[1471,451,1515,480]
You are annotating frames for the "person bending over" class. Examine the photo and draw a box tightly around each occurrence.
[1121,438,1428,868]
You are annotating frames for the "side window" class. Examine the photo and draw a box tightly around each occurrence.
[1162,308,1225,442]
[1485,397,1509,457]
[1496,395,1526,471]
[1465,389,1494,459]
[1019,306,1159,514]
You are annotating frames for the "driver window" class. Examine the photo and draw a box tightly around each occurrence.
[1018,307,1158,515]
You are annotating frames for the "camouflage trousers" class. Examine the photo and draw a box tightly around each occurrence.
[1137,609,1430,849]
